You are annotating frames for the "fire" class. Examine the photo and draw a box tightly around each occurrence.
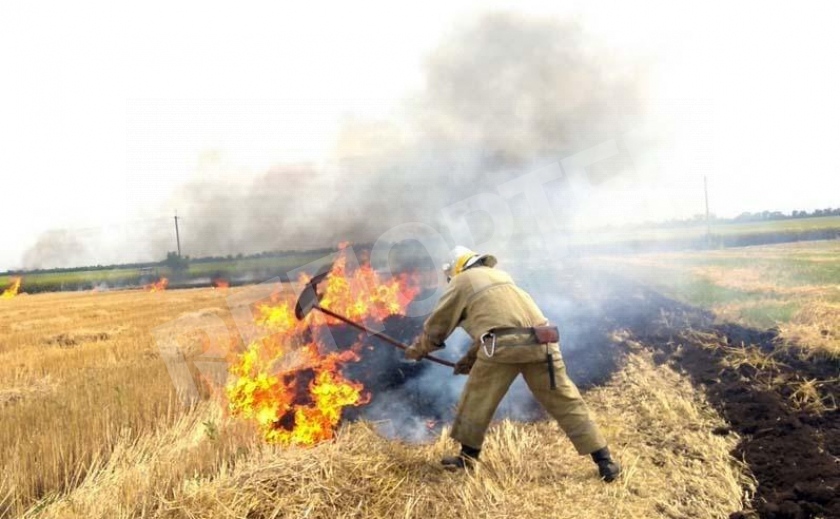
[1,277,21,299]
[226,247,418,446]
[213,278,230,289]
[145,278,169,292]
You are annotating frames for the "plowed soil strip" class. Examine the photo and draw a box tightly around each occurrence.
[598,277,839,518]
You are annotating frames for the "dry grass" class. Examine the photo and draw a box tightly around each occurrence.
[0,287,250,517]
[778,299,840,359]
[18,351,750,519]
[788,377,839,414]
[0,375,56,407]
[1,288,750,518]
[716,344,784,373]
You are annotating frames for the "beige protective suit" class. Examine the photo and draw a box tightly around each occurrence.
[415,264,606,454]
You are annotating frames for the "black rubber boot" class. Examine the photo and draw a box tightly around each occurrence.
[591,447,621,482]
[441,444,480,470]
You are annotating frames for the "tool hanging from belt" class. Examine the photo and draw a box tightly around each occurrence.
[480,325,561,390]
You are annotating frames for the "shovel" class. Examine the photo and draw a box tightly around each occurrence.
[293,266,455,368]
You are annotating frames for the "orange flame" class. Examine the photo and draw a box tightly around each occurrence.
[213,278,230,290]
[225,247,418,446]
[1,277,21,299]
[145,278,169,292]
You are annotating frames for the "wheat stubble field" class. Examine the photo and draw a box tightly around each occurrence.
[0,279,754,519]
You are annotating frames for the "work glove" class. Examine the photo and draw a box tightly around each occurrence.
[453,351,476,375]
[404,339,427,361]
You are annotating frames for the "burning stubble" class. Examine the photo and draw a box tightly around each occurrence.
[225,249,416,445]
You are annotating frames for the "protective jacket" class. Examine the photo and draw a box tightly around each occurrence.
[416,265,558,364]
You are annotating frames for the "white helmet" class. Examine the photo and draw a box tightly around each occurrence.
[442,246,497,280]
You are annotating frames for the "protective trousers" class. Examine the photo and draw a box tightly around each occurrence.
[449,355,607,455]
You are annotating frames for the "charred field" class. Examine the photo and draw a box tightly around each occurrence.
[1,247,838,518]
[582,272,840,519]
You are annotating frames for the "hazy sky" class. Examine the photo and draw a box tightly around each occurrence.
[2,1,838,270]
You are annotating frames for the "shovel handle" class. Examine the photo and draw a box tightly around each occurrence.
[316,306,456,368]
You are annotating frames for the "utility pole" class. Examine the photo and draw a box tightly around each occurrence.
[174,212,182,257]
[704,176,711,244]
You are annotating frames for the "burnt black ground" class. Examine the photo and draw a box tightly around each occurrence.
[584,272,840,519]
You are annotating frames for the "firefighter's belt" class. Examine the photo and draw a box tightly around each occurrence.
[488,326,559,344]
[480,326,560,358]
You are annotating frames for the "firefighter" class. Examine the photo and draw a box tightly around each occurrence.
[405,246,620,482]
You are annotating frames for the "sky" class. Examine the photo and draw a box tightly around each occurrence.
[1,1,839,270]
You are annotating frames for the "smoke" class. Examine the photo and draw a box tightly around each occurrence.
[149,164,337,256]
[141,12,645,260]
[20,11,647,272]
[418,13,643,161]
[22,230,88,270]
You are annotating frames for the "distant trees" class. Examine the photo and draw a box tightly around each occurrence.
[812,208,840,217]
[732,208,839,223]
[163,251,189,272]
[645,207,840,230]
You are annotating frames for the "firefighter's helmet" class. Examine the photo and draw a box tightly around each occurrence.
[443,246,497,280]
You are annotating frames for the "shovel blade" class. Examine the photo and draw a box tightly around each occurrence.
[294,266,332,320]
